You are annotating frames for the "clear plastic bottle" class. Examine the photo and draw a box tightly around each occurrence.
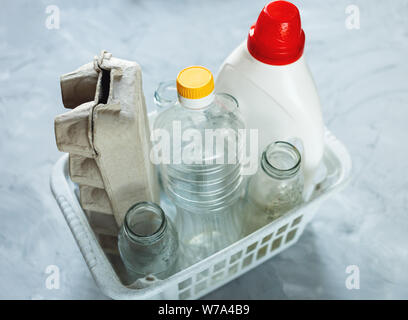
[243,141,304,235]
[118,202,179,281]
[152,66,245,265]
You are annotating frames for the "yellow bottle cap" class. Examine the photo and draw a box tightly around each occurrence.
[176,66,214,99]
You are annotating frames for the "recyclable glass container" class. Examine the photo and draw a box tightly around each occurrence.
[243,141,304,235]
[154,80,178,110]
[118,202,179,280]
[152,66,245,266]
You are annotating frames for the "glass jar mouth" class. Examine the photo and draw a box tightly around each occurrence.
[215,92,239,110]
[124,202,167,244]
[154,80,178,109]
[261,141,301,179]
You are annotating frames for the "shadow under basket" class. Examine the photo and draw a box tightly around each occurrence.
[50,128,351,299]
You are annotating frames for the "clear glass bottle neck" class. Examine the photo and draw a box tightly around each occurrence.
[261,141,301,180]
[123,202,167,245]
[153,80,239,112]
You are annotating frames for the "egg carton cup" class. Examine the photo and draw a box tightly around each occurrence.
[50,129,351,299]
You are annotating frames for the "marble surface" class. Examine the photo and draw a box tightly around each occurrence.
[1,0,407,299]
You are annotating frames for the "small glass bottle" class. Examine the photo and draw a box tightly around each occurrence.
[118,202,179,281]
[243,141,304,235]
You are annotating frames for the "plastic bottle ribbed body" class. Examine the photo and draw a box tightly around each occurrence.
[152,93,245,264]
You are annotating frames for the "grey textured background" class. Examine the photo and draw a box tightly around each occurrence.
[0,0,407,299]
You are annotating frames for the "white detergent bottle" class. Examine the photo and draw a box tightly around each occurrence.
[216,0,324,198]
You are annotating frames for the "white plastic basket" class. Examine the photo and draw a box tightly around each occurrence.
[50,129,351,300]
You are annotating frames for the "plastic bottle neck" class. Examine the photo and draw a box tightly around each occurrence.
[244,42,305,69]
[178,91,215,110]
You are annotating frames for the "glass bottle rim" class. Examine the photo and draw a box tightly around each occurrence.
[124,201,167,244]
[154,80,178,109]
[261,141,301,179]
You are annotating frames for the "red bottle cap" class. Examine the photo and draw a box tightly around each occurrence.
[247,1,305,65]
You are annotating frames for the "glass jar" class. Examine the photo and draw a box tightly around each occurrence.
[154,80,178,110]
[152,66,245,265]
[243,141,304,235]
[118,202,179,280]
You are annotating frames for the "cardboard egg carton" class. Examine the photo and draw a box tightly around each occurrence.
[54,52,159,244]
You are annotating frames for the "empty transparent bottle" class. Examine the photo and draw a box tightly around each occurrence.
[118,202,179,281]
[243,141,304,235]
[152,66,245,266]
